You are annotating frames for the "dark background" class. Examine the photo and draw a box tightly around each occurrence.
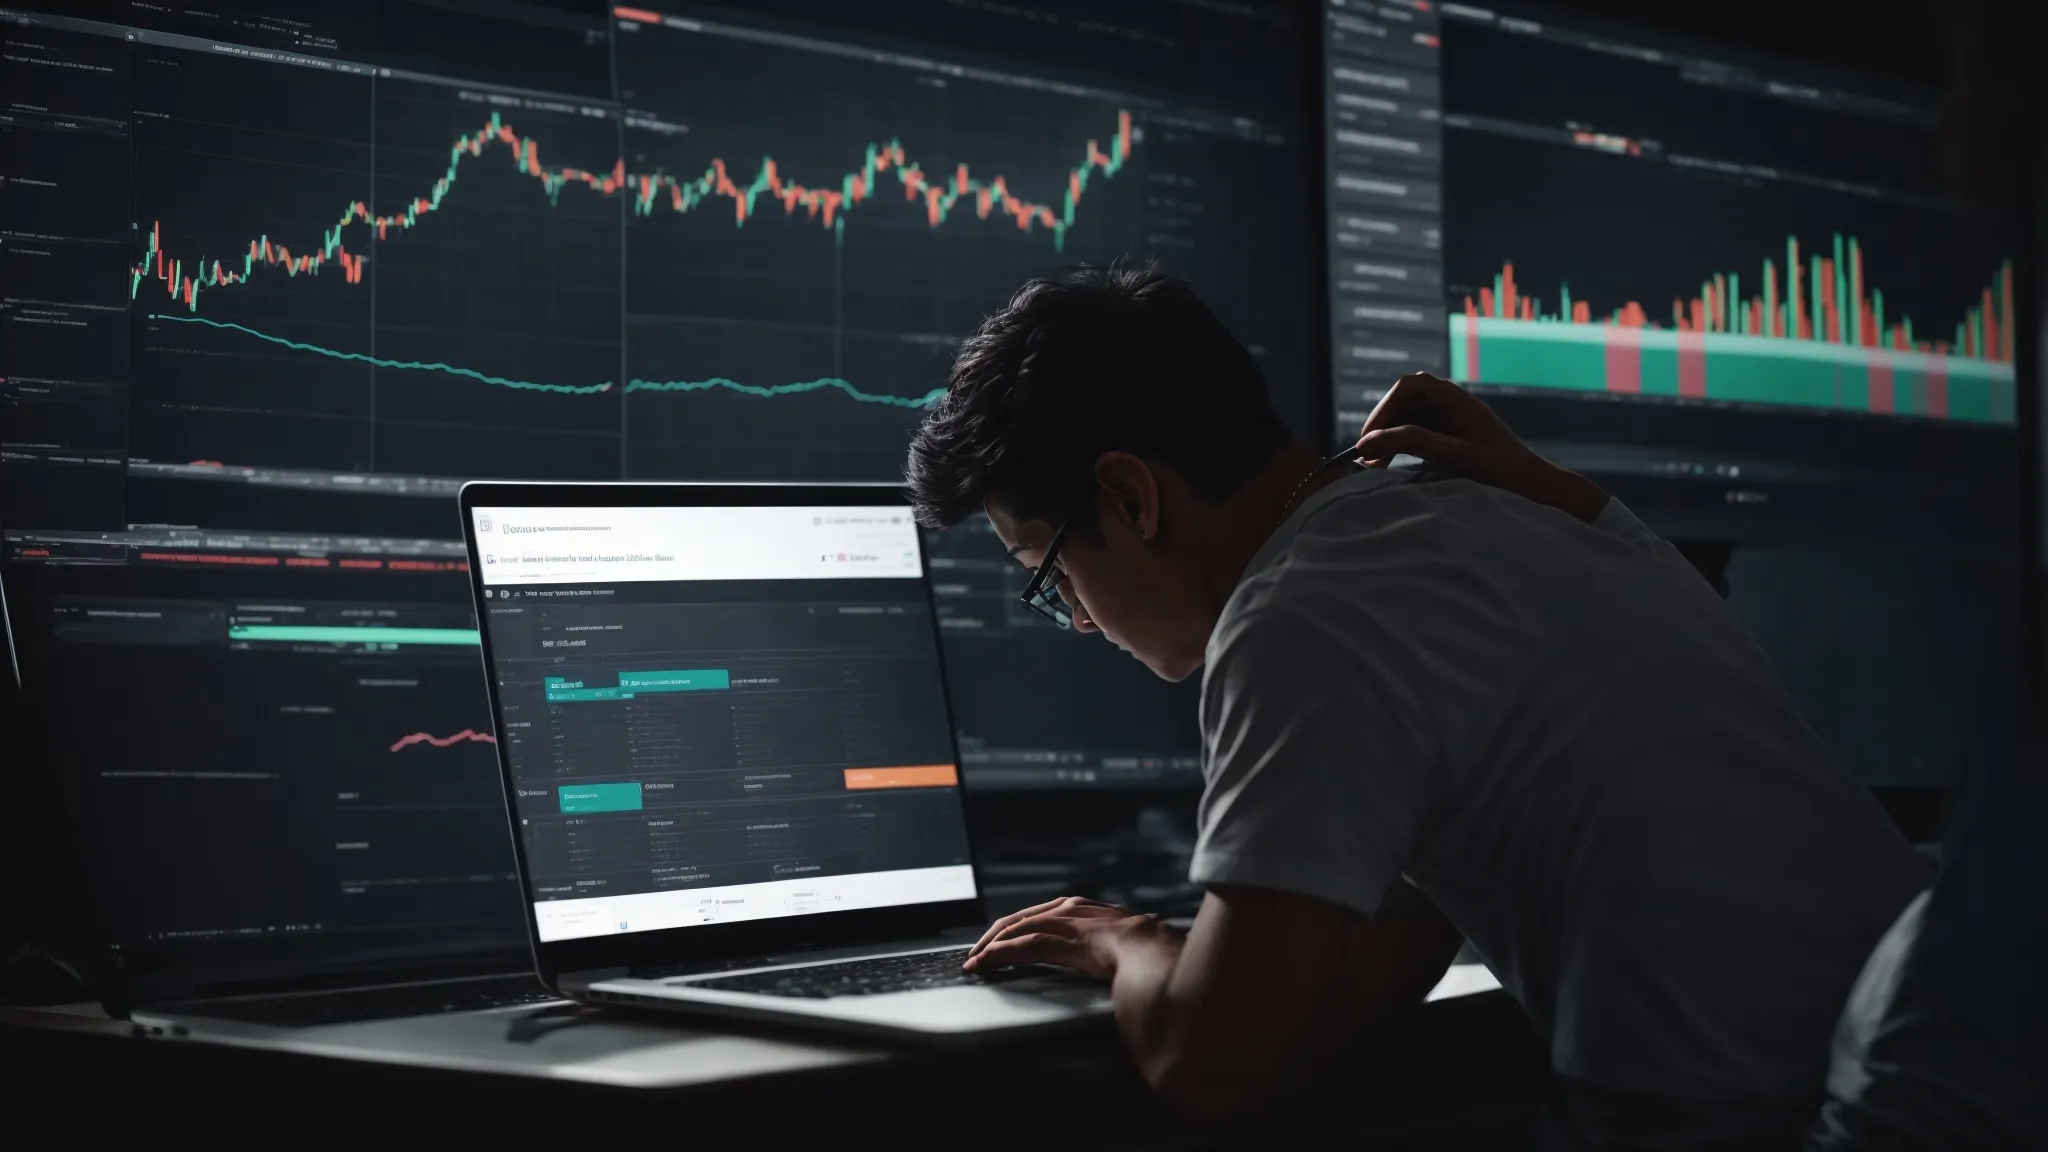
[2,0,2043,1008]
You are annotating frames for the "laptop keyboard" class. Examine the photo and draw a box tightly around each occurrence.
[680,948,1063,999]
[175,975,560,1027]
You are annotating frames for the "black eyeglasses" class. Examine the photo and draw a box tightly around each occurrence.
[1016,514,1079,629]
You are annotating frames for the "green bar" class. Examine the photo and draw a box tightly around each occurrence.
[1492,273,1504,318]
[1904,316,1913,346]
[558,782,642,814]
[1559,282,1571,321]
[618,668,732,692]
[1811,257,1824,342]
[1850,238,1863,344]
[1972,311,1984,359]
[1729,273,1740,334]
[1762,257,1777,337]
[1467,321,1605,391]
[1640,341,1679,395]
[544,669,730,703]
[228,625,479,646]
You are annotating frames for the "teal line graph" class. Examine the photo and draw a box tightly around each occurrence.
[150,313,945,408]
[151,314,612,395]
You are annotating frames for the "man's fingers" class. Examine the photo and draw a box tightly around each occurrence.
[969,898,1069,957]
[1357,372,1459,439]
[1357,425,1473,471]
[968,896,1109,957]
[963,932,1089,973]
[985,910,1086,951]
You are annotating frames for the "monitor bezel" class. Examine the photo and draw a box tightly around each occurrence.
[457,480,985,985]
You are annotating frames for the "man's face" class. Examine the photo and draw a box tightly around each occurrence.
[984,491,1214,682]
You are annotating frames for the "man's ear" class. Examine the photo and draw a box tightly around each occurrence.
[1092,451,1161,541]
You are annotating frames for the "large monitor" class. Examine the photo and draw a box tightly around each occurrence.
[1320,0,2021,786]
[1,0,1308,992]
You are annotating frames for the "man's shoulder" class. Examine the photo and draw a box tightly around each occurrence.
[1227,478,1493,611]
[1209,488,1456,667]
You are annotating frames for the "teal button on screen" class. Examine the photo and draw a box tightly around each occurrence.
[558,782,643,813]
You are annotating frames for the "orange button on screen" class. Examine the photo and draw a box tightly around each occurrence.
[842,764,959,790]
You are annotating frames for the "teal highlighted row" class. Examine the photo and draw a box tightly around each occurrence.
[229,625,480,646]
[559,782,642,814]
[543,669,731,703]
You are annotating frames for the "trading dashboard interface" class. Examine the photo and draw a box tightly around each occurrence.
[471,502,976,943]
[1320,1,2021,787]
[1321,0,2017,549]
[3,0,1298,991]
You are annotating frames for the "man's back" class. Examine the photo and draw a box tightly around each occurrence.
[1195,470,1932,1103]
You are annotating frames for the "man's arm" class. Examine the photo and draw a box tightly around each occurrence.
[965,883,1464,1121]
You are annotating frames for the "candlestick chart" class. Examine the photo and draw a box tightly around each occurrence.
[609,15,1216,481]
[130,109,1135,315]
[1450,240,2015,424]
[124,44,1144,479]
[1441,127,2019,427]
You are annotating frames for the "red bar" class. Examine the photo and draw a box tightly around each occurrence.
[1520,297,1532,321]
[2002,265,2015,361]
[1983,288,1998,364]
[1478,286,1494,318]
[1604,323,1642,394]
[1571,301,1591,324]
[1820,258,1836,342]
[614,7,661,23]
[1464,299,1481,380]
[1501,263,1517,323]
[1867,354,1895,414]
[1688,298,1706,333]
[1677,329,1707,398]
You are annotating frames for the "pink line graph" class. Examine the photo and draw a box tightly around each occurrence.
[388,728,498,753]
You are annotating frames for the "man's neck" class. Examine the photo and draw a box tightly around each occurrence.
[1199,438,1327,608]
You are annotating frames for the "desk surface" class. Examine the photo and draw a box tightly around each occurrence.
[1,964,1501,1091]
[2,966,1527,1147]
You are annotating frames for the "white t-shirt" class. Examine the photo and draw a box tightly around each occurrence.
[1192,469,1932,1101]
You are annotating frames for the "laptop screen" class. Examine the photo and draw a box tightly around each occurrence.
[470,502,977,943]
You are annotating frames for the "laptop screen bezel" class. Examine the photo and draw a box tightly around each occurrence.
[459,480,986,984]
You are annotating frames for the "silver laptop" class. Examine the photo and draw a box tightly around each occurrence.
[459,480,1112,1041]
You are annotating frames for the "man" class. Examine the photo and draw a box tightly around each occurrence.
[908,262,1931,1145]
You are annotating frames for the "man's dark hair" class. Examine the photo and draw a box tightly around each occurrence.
[907,260,1293,529]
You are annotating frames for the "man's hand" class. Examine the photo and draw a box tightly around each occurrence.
[964,886,1465,1123]
[963,896,1169,980]
[1358,371,1610,524]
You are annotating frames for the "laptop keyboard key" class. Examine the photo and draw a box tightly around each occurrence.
[678,948,1068,999]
